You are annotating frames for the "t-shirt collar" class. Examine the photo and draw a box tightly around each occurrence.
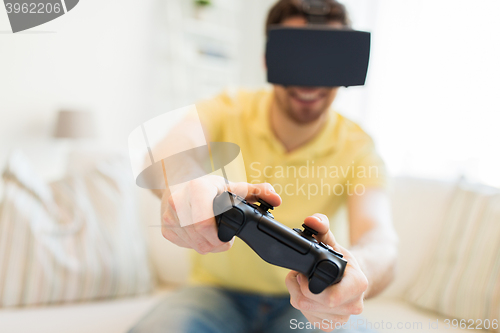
[250,89,339,160]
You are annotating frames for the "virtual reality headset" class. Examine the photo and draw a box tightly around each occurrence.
[265,26,371,88]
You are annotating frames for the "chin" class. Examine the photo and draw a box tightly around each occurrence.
[289,109,324,124]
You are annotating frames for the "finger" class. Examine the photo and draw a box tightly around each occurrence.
[161,195,179,227]
[285,270,302,309]
[303,214,337,248]
[165,226,194,250]
[161,201,197,247]
[295,273,352,315]
[297,272,364,316]
[298,269,344,308]
[209,238,234,253]
[294,273,333,311]
[314,268,368,309]
[188,181,232,248]
[160,226,191,248]
[286,272,324,313]
[183,223,218,254]
[163,212,231,253]
[189,179,220,226]
[173,179,224,253]
[287,272,354,326]
[229,182,282,207]
[191,218,228,248]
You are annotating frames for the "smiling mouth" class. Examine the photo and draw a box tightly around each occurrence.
[290,89,326,104]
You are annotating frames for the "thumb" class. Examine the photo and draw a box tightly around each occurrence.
[303,213,338,248]
[229,182,282,208]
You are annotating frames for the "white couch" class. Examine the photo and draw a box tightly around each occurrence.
[0,177,469,333]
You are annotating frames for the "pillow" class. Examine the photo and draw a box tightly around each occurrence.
[406,181,500,331]
[0,151,153,307]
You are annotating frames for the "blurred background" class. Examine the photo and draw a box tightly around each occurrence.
[1,0,499,189]
[1,1,500,332]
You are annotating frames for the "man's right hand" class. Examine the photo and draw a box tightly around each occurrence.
[160,176,282,254]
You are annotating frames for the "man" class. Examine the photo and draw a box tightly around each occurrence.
[130,0,398,332]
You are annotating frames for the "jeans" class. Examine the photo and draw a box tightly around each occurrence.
[128,286,376,333]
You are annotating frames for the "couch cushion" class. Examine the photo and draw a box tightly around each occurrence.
[0,151,153,307]
[0,288,171,333]
[380,177,456,299]
[405,181,500,331]
[364,298,471,333]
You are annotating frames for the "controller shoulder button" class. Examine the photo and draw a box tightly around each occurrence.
[302,224,319,237]
[318,241,330,250]
[309,260,340,294]
[319,242,344,258]
[257,198,274,211]
[330,249,344,258]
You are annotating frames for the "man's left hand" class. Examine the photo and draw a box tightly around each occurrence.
[285,213,368,332]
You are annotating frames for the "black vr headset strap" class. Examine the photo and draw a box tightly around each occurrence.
[301,0,331,24]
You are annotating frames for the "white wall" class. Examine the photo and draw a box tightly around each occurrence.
[2,0,499,188]
[0,0,382,181]
[364,0,500,186]
[237,0,500,188]
[0,0,157,180]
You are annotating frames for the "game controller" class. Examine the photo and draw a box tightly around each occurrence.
[213,191,347,294]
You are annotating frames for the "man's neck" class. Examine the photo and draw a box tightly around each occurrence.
[270,98,328,153]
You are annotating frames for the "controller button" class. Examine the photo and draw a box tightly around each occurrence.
[302,224,318,236]
[309,260,339,294]
[329,249,344,258]
[217,208,245,242]
[302,224,319,237]
[319,242,344,258]
[258,219,310,254]
[320,242,332,250]
[258,199,274,212]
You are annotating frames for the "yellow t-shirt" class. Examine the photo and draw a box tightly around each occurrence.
[190,88,387,295]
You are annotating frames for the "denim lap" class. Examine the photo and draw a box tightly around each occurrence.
[128,286,375,333]
[128,286,248,333]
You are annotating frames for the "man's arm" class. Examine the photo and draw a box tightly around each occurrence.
[284,187,398,331]
[347,187,398,299]
[150,116,210,200]
[148,115,282,255]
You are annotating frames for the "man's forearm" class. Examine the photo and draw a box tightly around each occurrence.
[349,226,398,299]
[148,118,211,201]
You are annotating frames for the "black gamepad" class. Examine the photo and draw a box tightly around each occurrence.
[213,191,347,294]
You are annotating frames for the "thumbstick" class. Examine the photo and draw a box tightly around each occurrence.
[302,224,319,237]
[257,199,274,212]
